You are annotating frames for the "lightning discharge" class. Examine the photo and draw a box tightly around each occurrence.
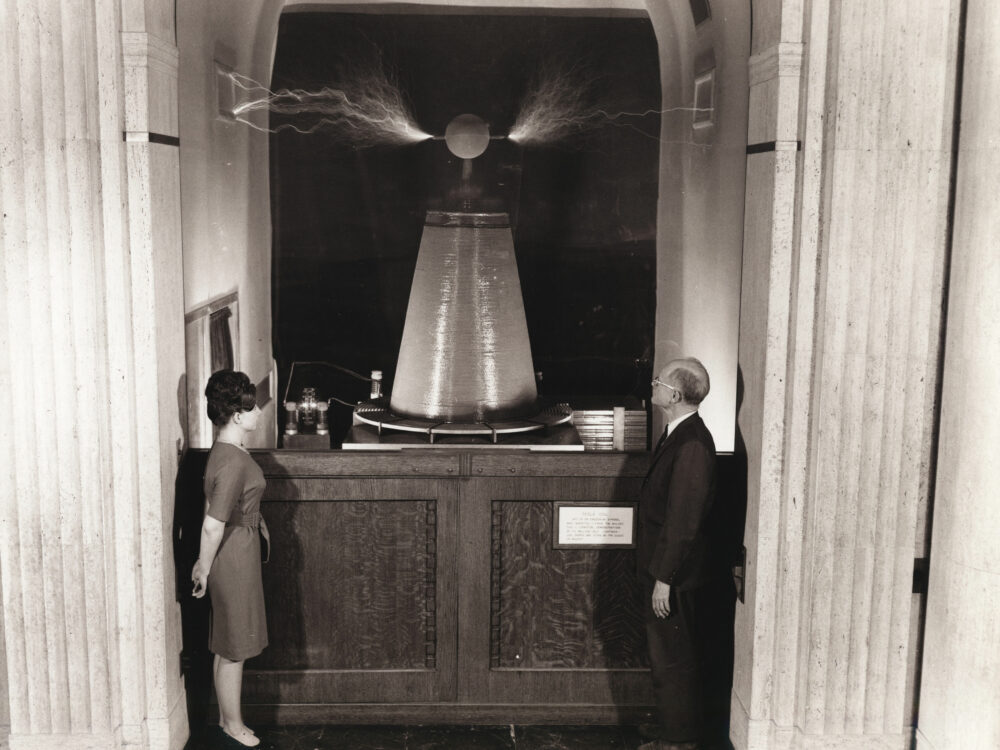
[229,69,431,146]
[507,61,604,145]
[227,59,706,150]
[508,62,711,147]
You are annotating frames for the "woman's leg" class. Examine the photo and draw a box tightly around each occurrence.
[215,653,255,736]
[214,654,259,747]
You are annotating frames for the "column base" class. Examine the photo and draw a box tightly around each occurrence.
[149,688,190,750]
[7,734,117,750]
[5,691,188,750]
[730,691,909,750]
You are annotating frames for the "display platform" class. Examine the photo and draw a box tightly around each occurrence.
[341,422,585,451]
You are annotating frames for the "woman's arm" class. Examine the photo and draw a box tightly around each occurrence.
[191,515,226,598]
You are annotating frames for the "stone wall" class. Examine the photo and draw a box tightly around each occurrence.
[646,0,750,451]
[176,0,280,449]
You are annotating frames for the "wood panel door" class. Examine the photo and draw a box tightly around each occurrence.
[245,476,459,706]
[457,459,653,717]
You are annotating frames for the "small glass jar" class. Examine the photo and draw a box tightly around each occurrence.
[298,387,318,431]
[284,401,298,435]
[315,401,329,435]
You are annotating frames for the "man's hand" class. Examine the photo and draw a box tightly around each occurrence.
[652,579,671,619]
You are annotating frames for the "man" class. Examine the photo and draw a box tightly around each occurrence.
[637,357,719,750]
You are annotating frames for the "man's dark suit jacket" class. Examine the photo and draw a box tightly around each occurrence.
[637,412,718,591]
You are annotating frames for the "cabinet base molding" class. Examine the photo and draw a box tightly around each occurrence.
[241,703,657,726]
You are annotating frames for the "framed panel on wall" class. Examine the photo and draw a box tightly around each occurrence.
[185,290,239,448]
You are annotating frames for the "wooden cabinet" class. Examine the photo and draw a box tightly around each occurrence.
[181,449,660,724]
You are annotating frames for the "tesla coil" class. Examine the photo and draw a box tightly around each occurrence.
[343,115,579,449]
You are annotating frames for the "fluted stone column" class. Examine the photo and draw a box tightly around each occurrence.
[916,3,1000,749]
[0,1,187,749]
[732,1,959,748]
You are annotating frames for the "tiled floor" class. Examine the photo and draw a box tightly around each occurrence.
[184,724,668,749]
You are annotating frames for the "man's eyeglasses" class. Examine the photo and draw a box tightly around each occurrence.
[651,378,679,393]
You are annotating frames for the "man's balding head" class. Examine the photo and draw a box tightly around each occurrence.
[662,357,710,406]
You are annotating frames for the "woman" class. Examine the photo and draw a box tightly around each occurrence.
[191,370,269,748]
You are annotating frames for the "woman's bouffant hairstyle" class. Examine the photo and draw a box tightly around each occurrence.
[205,370,257,427]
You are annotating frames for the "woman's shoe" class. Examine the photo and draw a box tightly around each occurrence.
[222,725,260,747]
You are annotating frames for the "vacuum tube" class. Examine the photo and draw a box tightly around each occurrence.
[298,387,318,432]
[316,401,329,435]
[284,401,298,435]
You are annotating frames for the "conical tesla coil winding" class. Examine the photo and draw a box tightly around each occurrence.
[390,211,538,422]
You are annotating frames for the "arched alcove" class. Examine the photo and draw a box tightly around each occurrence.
[177,0,748,450]
[172,0,749,734]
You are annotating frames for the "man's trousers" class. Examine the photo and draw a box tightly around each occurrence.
[643,574,736,745]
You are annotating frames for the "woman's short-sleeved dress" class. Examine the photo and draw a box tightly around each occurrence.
[204,441,268,661]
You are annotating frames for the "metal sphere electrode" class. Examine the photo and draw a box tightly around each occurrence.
[443,113,490,159]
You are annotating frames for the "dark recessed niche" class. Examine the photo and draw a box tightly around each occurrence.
[270,12,660,441]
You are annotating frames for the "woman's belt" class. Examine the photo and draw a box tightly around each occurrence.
[227,511,262,529]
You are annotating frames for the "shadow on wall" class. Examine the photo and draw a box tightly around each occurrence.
[173,448,213,731]
[701,367,749,745]
[702,365,748,747]
[170,373,214,727]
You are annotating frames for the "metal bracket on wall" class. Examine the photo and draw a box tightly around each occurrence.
[746,140,802,154]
